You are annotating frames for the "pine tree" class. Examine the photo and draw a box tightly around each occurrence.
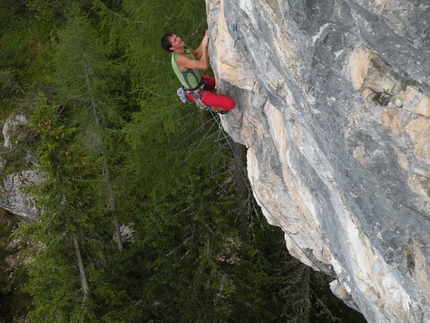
[18,94,142,322]
[52,4,127,250]
[20,94,102,321]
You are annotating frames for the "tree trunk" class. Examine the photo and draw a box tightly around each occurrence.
[104,160,123,251]
[113,213,123,251]
[72,233,90,297]
[85,64,123,251]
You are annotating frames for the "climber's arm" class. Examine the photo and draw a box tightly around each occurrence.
[176,33,209,71]
[176,53,208,70]
[193,30,209,60]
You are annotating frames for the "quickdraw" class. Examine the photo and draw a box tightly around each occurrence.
[191,92,211,110]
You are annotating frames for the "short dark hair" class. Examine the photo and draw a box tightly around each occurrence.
[161,33,174,52]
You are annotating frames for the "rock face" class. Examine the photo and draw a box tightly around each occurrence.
[207,0,430,322]
[0,170,40,218]
[1,114,40,218]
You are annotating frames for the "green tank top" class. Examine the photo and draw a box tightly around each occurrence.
[171,48,202,92]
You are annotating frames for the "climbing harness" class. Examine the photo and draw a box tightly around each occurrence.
[185,78,206,92]
[177,79,211,110]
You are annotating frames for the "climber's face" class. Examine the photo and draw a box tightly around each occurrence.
[169,34,184,51]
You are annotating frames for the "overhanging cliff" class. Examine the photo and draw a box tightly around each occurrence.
[207,0,430,322]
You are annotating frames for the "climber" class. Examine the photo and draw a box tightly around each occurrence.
[161,30,236,113]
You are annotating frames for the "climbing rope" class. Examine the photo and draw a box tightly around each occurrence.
[207,109,334,276]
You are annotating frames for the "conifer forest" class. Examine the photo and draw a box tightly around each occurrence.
[0,1,366,322]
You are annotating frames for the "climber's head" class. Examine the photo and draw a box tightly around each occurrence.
[161,33,185,52]
[161,33,174,52]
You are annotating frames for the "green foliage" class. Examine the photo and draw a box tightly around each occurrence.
[28,94,104,204]
[18,94,141,322]
[0,1,53,110]
[53,4,123,128]
[26,0,94,25]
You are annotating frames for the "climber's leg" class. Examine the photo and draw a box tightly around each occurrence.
[201,75,215,92]
[200,90,236,110]
[185,75,235,111]
[201,75,235,110]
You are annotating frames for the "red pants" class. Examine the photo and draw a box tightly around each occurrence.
[186,75,236,110]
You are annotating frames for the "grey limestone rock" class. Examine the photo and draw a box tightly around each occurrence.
[207,0,430,322]
[1,114,40,218]
[0,170,40,218]
[2,113,28,149]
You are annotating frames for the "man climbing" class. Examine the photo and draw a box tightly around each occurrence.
[161,30,236,113]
